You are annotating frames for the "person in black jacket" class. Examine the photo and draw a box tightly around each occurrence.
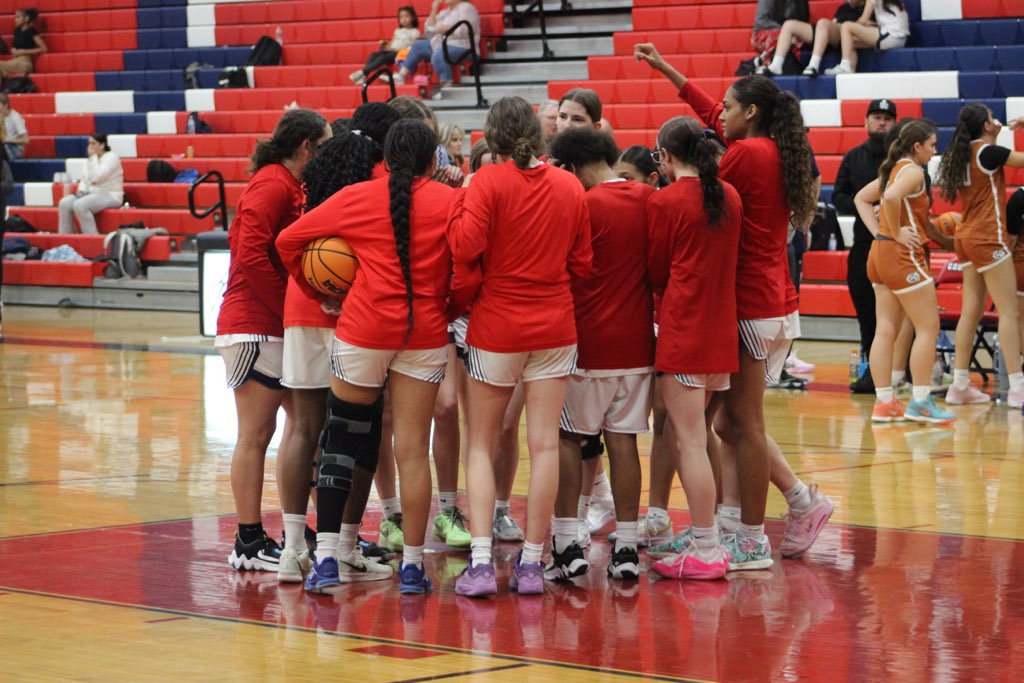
[832,99,896,393]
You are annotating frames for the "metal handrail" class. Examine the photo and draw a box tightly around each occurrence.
[188,170,228,231]
[508,0,554,59]
[360,65,398,103]
[442,20,488,108]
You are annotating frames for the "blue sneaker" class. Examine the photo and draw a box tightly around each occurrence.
[399,561,432,595]
[304,556,341,593]
[904,395,956,425]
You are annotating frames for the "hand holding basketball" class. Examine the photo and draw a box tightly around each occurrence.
[301,236,358,297]
[935,212,961,238]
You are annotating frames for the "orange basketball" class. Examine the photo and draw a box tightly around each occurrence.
[301,236,358,296]
[935,211,962,238]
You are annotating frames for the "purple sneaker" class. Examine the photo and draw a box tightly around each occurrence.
[455,561,497,598]
[509,551,544,595]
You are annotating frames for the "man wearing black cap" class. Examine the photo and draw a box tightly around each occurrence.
[832,99,897,393]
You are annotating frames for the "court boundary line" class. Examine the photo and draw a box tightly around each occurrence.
[0,336,217,356]
[0,586,706,683]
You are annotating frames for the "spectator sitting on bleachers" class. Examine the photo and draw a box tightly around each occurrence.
[750,0,810,71]
[0,8,47,81]
[0,93,28,160]
[757,1,867,77]
[349,6,420,85]
[825,0,908,75]
[58,134,124,235]
[393,0,480,94]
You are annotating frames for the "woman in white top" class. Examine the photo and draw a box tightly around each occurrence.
[349,6,421,85]
[393,0,480,88]
[58,133,124,234]
[826,0,909,75]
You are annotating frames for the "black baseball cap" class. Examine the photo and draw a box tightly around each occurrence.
[867,99,897,118]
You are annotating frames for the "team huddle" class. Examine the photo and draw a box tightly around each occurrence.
[212,41,1022,599]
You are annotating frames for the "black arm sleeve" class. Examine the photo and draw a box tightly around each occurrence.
[978,144,1011,173]
[1008,188,1024,237]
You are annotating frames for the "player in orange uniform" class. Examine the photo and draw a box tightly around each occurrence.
[855,119,956,424]
[937,104,1024,408]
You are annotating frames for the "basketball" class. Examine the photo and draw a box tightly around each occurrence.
[301,236,358,296]
[935,212,962,238]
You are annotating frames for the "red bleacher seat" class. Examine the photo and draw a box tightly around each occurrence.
[2,261,105,287]
[121,158,251,183]
[14,207,217,235]
[13,233,175,261]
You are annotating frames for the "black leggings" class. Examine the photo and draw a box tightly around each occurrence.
[847,243,876,354]
[362,50,397,75]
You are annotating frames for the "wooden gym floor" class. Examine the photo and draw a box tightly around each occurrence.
[1,305,1022,682]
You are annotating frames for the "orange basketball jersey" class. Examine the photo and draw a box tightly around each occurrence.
[957,140,1008,245]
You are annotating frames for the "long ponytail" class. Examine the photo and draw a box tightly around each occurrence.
[730,76,817,227]
[249,108,327,173]
[877,118,937,190]
[383,119,438,339]
[657,116,727,226]
[936,103,989,203]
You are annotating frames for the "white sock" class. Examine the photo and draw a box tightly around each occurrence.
[891,370,906,385]
[315,532,339,563]
[718,505,741,536]
[952,369,970,390]
[382,496,401,519]
[521,541,544,564]
[783,481,813,513]
[470,536,492,566]
[807,54,822,70]
[768,55,785,74]
[691,524,718,552]
[553,517,577,553]
[593,474,612,500]
[438,491,457,513]
[912,386,930,402]
[338,523,359,555]
[494,499,510,513]
[1009,372,1024,391]
[876,387,894,403]
[576,495,591,521]
[403,545,423,566]
[646,507,669,527]
[615,521,638,551]
[282,513,307,552]
[737,522,765,542]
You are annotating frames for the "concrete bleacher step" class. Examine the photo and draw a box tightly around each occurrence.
[480,60,589,83]
[505,0,634,12]
[503,12,632,36]
[432,83,551,107]
[145,265,198,284]
[491,36,614,60]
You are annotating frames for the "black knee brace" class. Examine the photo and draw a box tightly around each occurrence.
[581,432,605,461]
[317,394,378,493]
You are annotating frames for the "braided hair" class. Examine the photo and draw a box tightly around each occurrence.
[350,102,403,160]
[301,132,378,211]
[729,75,817,228]
[657,116,728,226]
[384,119,438,338]
[936,103,990,203]
[249,108,327,173]
[484,96,541,169]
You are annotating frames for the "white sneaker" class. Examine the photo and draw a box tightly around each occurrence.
[277,548,312,583]
[825,63,852,75]
[577,519,591,549]
[338,547,394,582]
[587,495,615,534]
[945,384,990,404]
[391,71,406,86]
[785,352,815,374]
[1008,385,1024,409]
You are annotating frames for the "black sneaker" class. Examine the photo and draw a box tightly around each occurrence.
[607,543,640,580]
[768,368,808,390]
[228,532,282,571]
[357,535,394,563]
[543,538,589,581]
[304,525,318,552]
[850,373,875,394]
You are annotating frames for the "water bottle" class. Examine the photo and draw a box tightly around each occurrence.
[849,349,861,382]
[186,114,196,135]
[275,26,284,45]
[828,234,837,251]
[994,337,1009,397]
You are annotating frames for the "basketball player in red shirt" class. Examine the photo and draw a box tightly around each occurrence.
[635,44,820,570]
[217,109,331,573]
[277,120,455,595]
[449,97,592,597]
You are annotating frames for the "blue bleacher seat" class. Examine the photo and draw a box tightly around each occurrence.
[137,28,189,50]
[912,23,941,48]
[957,72,1001,99]
[955,47,997,72]
[902,0,922,23]
[999,73,1024,98]
[137,7,188,30]
[9,160,65,183]
[861,50,918,72]
[8,185,24,207]
[939,21,980,47]
[55,137,89,158]
[137,0,188,8]
[996,46,1024,71]
[133,92,187,113]
[97,70,184,92]
[922,99,1005,127]
[978,19,1021,47]
[122,47,249,72]
[820,185,833,204]
[95,113,149,135]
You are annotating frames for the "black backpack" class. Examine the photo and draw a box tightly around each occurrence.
[4,214,37,233]
[247,35,282,66]
[146,159,177,183]
[3,76,36,94]
[809,203,844,250]
[218,66,248,89]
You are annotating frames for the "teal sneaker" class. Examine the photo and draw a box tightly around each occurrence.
[432,506,471,548]
[904,395,956,425]
[379,513,405,552]
[647,527,693,559]
[724,533,774,571]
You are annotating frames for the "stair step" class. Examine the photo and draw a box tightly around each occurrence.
[491,36,615,59]
[478,60,589,82]
[146,265,198,284]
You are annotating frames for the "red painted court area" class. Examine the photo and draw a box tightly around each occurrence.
[2,507,1022,682]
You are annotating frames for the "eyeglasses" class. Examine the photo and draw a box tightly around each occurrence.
[650,148,662,164]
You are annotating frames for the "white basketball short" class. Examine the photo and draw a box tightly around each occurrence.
[670,372,731,392]
[330,338,448,388]
[560,370,653,435]
[215,334,284,389]
[738,311,801,384]
[465,344,577,387]
[282,326,335,389]
[451,314,470,359]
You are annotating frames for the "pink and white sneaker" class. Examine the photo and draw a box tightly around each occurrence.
[1008,385,1024,409]
[653,546,728,581]
[780,483,835,558]
[945,384,991,405]
[785,352,815,374]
